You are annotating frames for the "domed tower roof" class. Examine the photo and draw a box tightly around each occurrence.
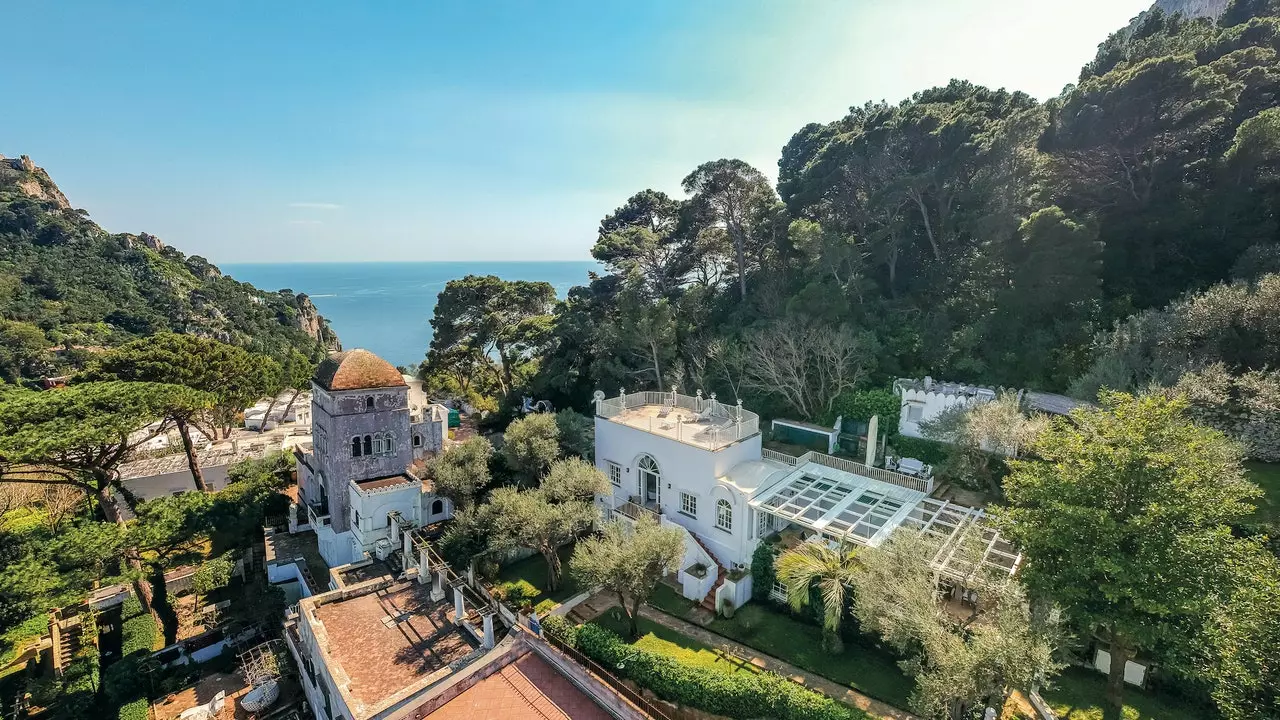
[313,349,407,391]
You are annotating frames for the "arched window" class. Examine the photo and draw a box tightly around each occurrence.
[715,499,733,532]
[351,436,362,457]
[413,434,422,448]
[363,435,372,456]
[431,499,444,516]
[366,396,375,411]
[382,434,394,455]
[372,435,384,455]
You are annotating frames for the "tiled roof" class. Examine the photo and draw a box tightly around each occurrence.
[424,652,611,720]
[314,349,407,391]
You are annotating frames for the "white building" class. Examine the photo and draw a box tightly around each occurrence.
[593,389,1020,611]
[293,349,451,568]
[893,376,998,439]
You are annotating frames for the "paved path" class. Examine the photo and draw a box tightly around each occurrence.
[570,591,916,720]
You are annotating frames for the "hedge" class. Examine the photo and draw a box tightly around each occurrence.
[541,614,577,647]
[104,595,160,718]
[574,624,867,720]
[887,435,950,465]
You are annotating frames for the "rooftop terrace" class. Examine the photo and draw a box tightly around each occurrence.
[595,390,760,451]
[306,580,479,715]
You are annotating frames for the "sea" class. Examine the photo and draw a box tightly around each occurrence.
[220,261,600,368]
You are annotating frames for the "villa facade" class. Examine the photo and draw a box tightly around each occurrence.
[593,389,1020,610]
[293,349,451,568]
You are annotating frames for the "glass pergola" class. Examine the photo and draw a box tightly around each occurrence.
[750,462,1021,583]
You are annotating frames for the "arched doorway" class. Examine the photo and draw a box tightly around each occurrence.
[637,455,661,509]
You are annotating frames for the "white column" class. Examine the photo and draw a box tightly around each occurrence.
[482,613,495,649]
[452,585,465,625]
[430,568,446,602]
[402,528,414,573]
[417,542,429,582]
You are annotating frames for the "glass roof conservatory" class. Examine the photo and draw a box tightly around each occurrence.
[749,461,1021,582]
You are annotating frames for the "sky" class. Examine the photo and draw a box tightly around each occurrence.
[4,0,1153,264]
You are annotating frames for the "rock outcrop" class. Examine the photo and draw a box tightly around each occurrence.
[0,154,71,209]
[293,293,342,350]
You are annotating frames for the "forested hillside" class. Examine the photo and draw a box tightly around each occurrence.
[454,1,1280,423]
[0,155,339,382]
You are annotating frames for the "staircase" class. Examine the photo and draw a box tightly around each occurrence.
[687,532,728,613]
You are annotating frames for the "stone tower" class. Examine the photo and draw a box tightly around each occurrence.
[309,349,412,532]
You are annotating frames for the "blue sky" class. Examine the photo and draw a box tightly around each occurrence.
[5,1,1152,263]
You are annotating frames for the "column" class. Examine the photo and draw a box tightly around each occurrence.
[452,585,465,625]
[482,612,495,649]
[417,542,429,582]
[402,528,413,573]
[430,567,446,602]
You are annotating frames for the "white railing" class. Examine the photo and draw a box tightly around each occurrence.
[761,449,799,466]
[766,449,934,494]
[595,391,760,451]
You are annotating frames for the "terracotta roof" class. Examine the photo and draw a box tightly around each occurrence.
[425,652,612,720]
[354,473,416,491]
[314,349,407,391]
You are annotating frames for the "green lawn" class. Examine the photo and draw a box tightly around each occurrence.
[1246,461,1280,526]
[497,544,581,610]
[1040,668,1210,720]
[591,609,762,675]
[646,584,914,708]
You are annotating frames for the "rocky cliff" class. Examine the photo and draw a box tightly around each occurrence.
[0,154,340,381]
[1153,0,1231,19]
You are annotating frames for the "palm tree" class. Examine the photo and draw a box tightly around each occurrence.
[774,541,860,654]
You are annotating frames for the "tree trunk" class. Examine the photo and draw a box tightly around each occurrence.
[734,230,747,300]
[1104,632,1131,720]
[912,192,942,261]
[649,340,663,388]
[629,594,643,640]
[542,546,561,591]
[821,626,844,655]
[281,388,303,421]
[259,394,280,433]
[175,417,207,492]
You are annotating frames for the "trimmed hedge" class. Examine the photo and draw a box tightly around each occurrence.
[117,698,149,720]
[104,595,160,719]
[575,623,867,720]
[541,614,578,647]
[887,435,950,465]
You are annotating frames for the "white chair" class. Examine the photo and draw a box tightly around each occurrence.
[897,458,925,477]
[178,690,226,720]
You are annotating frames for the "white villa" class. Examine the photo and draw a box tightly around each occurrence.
[893,375,1093,441]
[293,349,451,568]
[592,389,1020,611]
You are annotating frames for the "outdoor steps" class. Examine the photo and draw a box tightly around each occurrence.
[700,567,727,612]
[687,532,729,613]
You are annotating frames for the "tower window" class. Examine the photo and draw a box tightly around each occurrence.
[363,435,372,455]
[413,434,422,448]
[366,396,375,410]
[351,436,362,457]
[431,499,444,515]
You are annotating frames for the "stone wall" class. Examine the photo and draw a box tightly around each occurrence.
[1176,365,1280,463]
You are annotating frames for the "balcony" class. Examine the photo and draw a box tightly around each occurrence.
[306,500,331,528]
[612,497,662,523]
[595,391,759,451]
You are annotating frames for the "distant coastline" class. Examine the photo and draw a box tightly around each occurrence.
[221,261,600,368]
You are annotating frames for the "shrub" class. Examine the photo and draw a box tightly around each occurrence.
[494,579,540,604]
[826,388,900,430]
[540,614,577,647]
[117,698,149,720]
[50,649,99,720]
[751,536,778,602]
[888,435,950,465]
[575,624,865,720]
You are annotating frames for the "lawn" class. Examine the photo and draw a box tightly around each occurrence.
[1246,461,1280,526]
[591,609,762,676]
[1040,667,1209,720]
[496,543,581,611]
[646,584,915,708]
